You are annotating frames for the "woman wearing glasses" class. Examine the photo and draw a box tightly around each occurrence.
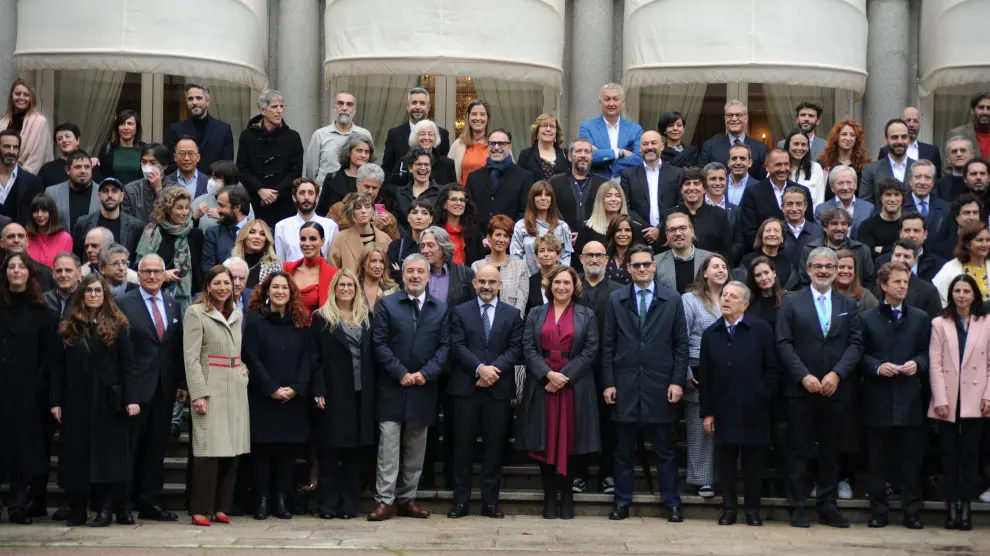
[391,148,443,234]
[518,113,570,181]
[433,184,483,266]
[388,120,455,188]
[450,99,491,185]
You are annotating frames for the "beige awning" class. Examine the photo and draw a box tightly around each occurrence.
[920,0,990,96]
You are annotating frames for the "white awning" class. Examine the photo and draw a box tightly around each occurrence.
[324,0,565,90]
[14,0,268,89]
[623,0,868,93]
[920,0,990,96]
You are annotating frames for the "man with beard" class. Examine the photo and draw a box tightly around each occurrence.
[948,92,990,160]
[662,167,732,259]
[383,87,451,173]
[878,107,942,178]
[45,149,97,232]
[776,102,826,161]
[549,138,606,232]
[620,130,682,247]
[961,158,990,223]
[654,213,713,294]
[202,185,251,270]
[71,177,143,263]
[798,206,875,288]
[777,247,863,528]
[303,91,369,184]
[860,119,915,203]
[37,123,103,187]
[98,243,138,299]
[0,129,44,226]
[465,130,535,230]
[740,148,813,248]
[936,136,976,201]
[166,83,234,172]
[273,177,338,262]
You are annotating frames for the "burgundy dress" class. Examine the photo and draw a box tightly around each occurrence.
[529,303,577,475]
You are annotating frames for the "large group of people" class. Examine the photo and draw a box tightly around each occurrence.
[3,77,990,535]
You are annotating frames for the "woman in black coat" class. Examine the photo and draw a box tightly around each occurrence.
[516,114,570,181]
[51,273,137,527]
[310,269,376,519]
[241,271,311,520]
[0,253,56,525]
[386,120,455,190]
[658,111,700,168]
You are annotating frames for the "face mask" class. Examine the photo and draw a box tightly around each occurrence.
[141,165,158,178]
[207,178,222,196]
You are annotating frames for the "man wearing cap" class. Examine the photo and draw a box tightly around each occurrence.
[71,177,143,263]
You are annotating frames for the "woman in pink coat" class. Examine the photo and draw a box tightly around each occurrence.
[929,274,990,531]
[0,79,53,174]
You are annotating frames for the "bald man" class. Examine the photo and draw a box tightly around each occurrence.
[1,222,54,290]
[446,264,524,519]
[620,131,683,245]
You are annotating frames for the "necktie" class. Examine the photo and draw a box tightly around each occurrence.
[728,323,736,341]
[919,200,928,217]
[892,308,901,322]
[733,138,743,147]
[412,298,421,320]
[481,304,492,343]
[638,290,648,328]
[149,296,165,340]
[817,294,830,335]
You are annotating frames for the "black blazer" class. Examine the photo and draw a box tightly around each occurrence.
[902,195,952,258]
[661,203,733,261]
[381,123,451,174]
[879,142,942,178]
[776,288,864,400]
[447,299,524,400]
[869,267,942,319]
[619,163,683,230]
[116,289,184,404]
[525,272,546,317]
[465,162,535,231]
[310,314,376,448]
[427,262,476,313]
[700,135,769,180]
[517,145,570,181]
[740,179,814,248]
[203,222,239,271]
[859,304,930,427]
[386,155,456,191]
[0,168,43,226]
[166,115,235,172]
[874,249,947,284]
[548,172,607,232]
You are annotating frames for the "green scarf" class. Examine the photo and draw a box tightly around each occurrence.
[136,218,194,304]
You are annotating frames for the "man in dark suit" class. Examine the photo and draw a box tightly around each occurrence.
[779,187,823,275]
[165,83,234,172]
[619,130,683,247]
[860,119,915,203]
[0,129,44,226]
[740,149,813,248]
[382,87,450,174]
[873,213,947,283]
[859,262,930,529]
[935,136,975,201]
[71,178,143,263]
[117,254,186,523]
[167,135,209,199]
[549,138,605,232]
[872,239,941,319]
[663,167,732,259]
[602,245,689,522]
[203,185,251,270]
[960,158,990,224]
[777,246,864,528]
[903,160,951,251]
[701,162,745,263]
[465,129,534,230]
[369,254,450,521]
[446,265,523,519]
[878,107,942,178]
[43,253,80,317]
[699,100,768,181]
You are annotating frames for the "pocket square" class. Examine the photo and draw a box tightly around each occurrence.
[838,312,848,317]
[172,318,179,323]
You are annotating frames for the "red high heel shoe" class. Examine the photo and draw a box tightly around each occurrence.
[191,514,211,526]
[213,512,230,524]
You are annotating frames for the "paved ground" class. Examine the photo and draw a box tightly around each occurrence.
[2,514,990,555]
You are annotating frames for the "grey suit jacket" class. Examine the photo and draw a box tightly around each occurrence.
[45,181,100,232]
[859,157,915,203]
[654,247,714,291]
[814,197,875,240]
[777,135,826,162]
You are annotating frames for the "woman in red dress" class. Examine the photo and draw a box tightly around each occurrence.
[517,265,600,520]
[282,221,338,317]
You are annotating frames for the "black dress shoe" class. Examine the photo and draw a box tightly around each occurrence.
[336,511,355,520]
[91,506,113,528]
[170,423,181,440]
[138,505,178,522]
[945,501,959,530]
[7,512,33,525]
[254,497,270,520]
[66,511,87,527]
[790,507,810,528]
[318,511,335,519]
[115,509,135,525]
[608,504,629,521]
[867,513,889,528]
[481,504,505,519]
[52,505,72,521]
[718,510,737,525]
[446,504,469,519]
[25,501,47,518]
[745,510,763,526]
[667,505,684,523]
[959,502,972,531]
[818,509,850,528]
[902,512,923,530]
[274,496,293,519]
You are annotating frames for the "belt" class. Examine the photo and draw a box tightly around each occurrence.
[207,355,241,368]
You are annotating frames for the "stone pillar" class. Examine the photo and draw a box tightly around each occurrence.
[567,0,614,138]
[277,0,321,143]
[864,0,911,153]
[0,0,18,92]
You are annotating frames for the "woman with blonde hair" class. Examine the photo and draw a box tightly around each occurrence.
[357,242,397,311]
[450,99,491,184]
[230,219,282,288]
[0,79,53,173]
[311,269,377,519]
[135,187,205,312]
[511,181,573,276]
[329,193,392,274]
[573,180,640,262]
[517,113,569,181]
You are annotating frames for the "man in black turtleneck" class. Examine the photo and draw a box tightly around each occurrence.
[165,83,233,172]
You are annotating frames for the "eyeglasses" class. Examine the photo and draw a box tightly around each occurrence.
[488,141,510,149]
[810,264,837,271]
[629,262,653,270]
[539,123,557,130]
[84,287,104,295]
[336,283,356,289]
[176,151,200,159]
[666,225,690,234]
[138,269,164,276]
[582,253,607,260]
[447,197,466,204]
[412,162,431,168]
[725,113,746,120]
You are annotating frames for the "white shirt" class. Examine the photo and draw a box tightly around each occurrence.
[770,178,787,209]
[303,123,371,184]
[835,196,855,220]
[604,116,621,154]
[0,164,19,205]
[788,220,805,239]
[409,292,426,311]
[273,213,339,263]
[704,195,727,210]
[889,157,909,182]
[906,140,919,162]
[140,287,168,332]
[644,162,662,226]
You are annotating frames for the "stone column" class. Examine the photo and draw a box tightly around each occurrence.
[567,0,614,138]
[277,0,322,143]
[864,0,911,153]
[0,0,18,91]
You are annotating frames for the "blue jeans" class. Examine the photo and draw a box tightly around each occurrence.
[171,401,184,427]
[614,422,680,508]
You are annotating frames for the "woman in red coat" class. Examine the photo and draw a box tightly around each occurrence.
[283,221,338,317]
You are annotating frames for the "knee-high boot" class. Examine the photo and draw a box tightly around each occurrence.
[559,473,575,519]
[539,463,558,519]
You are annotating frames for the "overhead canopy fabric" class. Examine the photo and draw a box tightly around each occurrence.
[14,0,268,89]
[920,0,990,96]
[324,0,565,90]
[623,0,868,93]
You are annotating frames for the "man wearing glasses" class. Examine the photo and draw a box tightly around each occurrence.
[465,129,535,231]
[777,247,863,529]
[168,136,208,198]
[99,243,139,299]
[653,212,713,294]
[70,177,143,265]
[699,100,768,181]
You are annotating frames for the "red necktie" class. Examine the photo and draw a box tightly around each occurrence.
[150,297,165,340]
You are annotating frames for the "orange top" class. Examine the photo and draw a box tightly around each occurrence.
[459,143,489,185]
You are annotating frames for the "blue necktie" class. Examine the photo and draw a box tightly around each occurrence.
[892,308,901,322]
[727,323,736,341]
[919,200,928,217]
[481,304,492,343]
[817,294,830,335]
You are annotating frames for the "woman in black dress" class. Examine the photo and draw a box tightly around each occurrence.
[738,218,794,290]
[744,256,783,329]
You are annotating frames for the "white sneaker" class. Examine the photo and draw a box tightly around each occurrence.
[979,487,990,503]
[699,484,716,498]
[837,480,853,500]
[809,486,817,498]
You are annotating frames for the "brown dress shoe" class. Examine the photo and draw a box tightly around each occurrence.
[397,500,430,518]
[367,503,396,521]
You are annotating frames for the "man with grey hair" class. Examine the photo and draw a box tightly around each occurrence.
[579,83,644,178]
[902,159,951,247]
[79,226,139,283]
[549,137,606,231]
[777,246,863,529]
[325,163,398,239]
[304,91,370,184]
[878,107,942,178]
[700,100,768,180]
[166,83,234,171]
[222,256,252,311]
[936,136,975,201]
[99,242,138,298]
[383,87,451,173]
[814,165,874,240]
[238,89,304,227]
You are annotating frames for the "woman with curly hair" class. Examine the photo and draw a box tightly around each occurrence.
[517,113,569,180]
[818,120,871,200]
[433,183,483,266]
[231,219,282,289]
[241,271,311,520]
[357,243,397,311]
[135,187,205,312]
[329,193,392,274]
[316,133,374,215]
[51,273,136,527]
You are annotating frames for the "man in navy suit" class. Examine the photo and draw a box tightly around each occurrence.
[902,160,951,252]
[579,83,643,178]
[700,100,768,181]
[168,136,209,199]
[446,265,523,519]
[203,185,251,271]
[777,247,863,529]
[878,107,942,178]
[740,149,813,248]
[166,84,234,172]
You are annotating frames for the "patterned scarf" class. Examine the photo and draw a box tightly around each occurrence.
[136,218,194,305]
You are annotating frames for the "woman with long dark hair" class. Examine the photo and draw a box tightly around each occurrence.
[603,215,635,285]
[97,110,146,184]
[511,181,573,276]
[744,256,783,328]
[0,79,52,173]
[933,221,990,307]
[25,194,73,268]
[783,129,825,209]
[283,221,339,316]
[657,111,699,168]
[433,183,482,266]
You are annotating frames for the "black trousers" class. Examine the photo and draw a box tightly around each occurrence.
[69,482,124,510]
[317,445,367,515]
[190,456,239,516]
[423,377,455,487]
[251,443,296,502]
[28,391,58,509]
[867,426,923,514]
[2,468,29,512]
[129,390,173,508]
[786,396,845,511]
[938,418,984,502]
[451,391,512,506]
[716,445,764,511]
